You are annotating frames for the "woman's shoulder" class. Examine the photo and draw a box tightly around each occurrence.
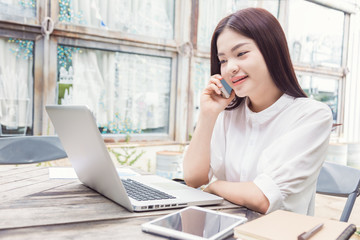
[291,96,333,118]
[293,96,331,109]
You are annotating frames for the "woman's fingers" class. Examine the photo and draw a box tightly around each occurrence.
[200,75,234,115]
[206,75,224,96]
[209,75,222,87]
[206,82,222,95]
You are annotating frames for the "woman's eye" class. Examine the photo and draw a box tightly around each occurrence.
[219,59,227,65]
[237,51,248,57]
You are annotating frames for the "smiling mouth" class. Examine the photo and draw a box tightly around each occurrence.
[232,75,248,84]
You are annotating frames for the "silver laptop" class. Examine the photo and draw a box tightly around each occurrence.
[46,105,223,212]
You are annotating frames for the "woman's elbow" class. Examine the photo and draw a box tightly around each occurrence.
[257,199,270,214]
[183,174,209,188]
[245,188,270,214]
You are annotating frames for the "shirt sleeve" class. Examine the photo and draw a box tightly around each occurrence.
[208,111,227,181]
[253,102,333,214]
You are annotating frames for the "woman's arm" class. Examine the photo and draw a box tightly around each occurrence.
[183,75,234,188]
[183,113,217,188]
[204,180,270,214]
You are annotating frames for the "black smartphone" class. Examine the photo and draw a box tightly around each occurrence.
[219,79,232,98]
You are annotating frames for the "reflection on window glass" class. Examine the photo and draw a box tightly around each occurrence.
[288,0,344,67]
[58,0,174,39]
[0,37,33,136]
[197,0,279,49]
[0,0,36,19]
[297,73,338,122]
[192,58,210,130]
[57,45,172,135]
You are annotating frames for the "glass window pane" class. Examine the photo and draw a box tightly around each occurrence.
[191,58,210,130]
[297,73,339,122]
[0,0,36,20]
[0,37,34,136]
[231,0,279,15]
[288,0,344,68]
[58,0,174,39]
[57,45,172,136]
[197,0,279,50]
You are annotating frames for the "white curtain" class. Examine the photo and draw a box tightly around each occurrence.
[61,48,172,134]
[197,0,233,49]
[71,50,109,124]
[57,0,174,134]
[64,0,174,39]
[197,0,279,49]
[0,38,33,132]
[0,0,36,18]
[192,59,210,130]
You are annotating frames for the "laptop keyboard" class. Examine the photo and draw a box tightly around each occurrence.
[122,179,176,201]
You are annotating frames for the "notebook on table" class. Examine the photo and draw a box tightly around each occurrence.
[233,210,356,240]
[46,105,223,212]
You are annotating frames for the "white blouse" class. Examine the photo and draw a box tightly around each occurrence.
[209,94,333,215]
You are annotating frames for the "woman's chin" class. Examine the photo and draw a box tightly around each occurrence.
[234,90,247,98]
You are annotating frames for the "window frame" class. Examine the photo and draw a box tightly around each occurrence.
[51,0,178,48]
[0,21,45,136]
[46,0,180,142]
[0,0,182,143]
[49,36,178,142]
[288,0,351,137]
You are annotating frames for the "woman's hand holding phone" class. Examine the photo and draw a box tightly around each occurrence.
[200,74,235,116]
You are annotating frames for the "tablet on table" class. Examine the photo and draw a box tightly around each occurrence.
[141,206,247,240]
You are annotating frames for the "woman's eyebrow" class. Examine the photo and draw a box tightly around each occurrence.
[217,42,250,56]
[231,42,250,52]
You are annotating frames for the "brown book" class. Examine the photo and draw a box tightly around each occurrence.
[234,210,356,240]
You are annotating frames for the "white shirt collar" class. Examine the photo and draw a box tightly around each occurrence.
[244,94,295,124]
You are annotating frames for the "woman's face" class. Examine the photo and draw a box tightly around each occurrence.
[217,28,280,107]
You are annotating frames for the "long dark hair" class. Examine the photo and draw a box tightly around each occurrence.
[210,8,307,110]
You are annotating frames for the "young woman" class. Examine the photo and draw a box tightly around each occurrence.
[183,8,333,215]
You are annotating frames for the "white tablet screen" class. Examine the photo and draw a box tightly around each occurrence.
[145,207,247,239]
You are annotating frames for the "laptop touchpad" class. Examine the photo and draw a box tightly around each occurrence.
[151,181,189,190]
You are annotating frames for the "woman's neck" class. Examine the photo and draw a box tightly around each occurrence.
[248,90,283,112]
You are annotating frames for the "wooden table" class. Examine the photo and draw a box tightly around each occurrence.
[0,165,260,240]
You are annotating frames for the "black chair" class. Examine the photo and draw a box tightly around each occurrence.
[0,136,67,164]
[316,161,360,222]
